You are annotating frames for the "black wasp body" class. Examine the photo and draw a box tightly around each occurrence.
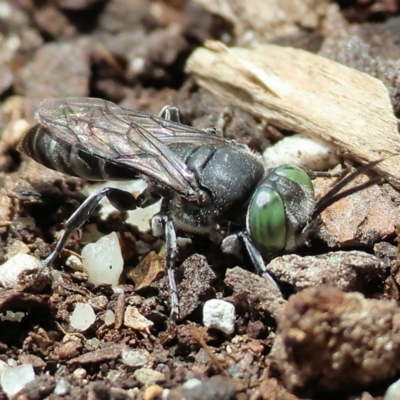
[20,98,264,232]
[19,98,380,324]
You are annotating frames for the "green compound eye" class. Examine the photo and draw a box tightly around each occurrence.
[246,164,315,253]
[274,164,314,194]
[246,185,287,253]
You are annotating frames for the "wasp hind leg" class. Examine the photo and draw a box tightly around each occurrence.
[43,187,141,268]
[158,105,226,136]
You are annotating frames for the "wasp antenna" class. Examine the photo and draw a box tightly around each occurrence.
[312,159,384,220]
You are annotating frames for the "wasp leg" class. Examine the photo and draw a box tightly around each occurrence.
[158,104,226,136]
[159,105,181,123]
[151,213,179,325]
[222,232,279,289]
[303,166,350,179]
[43,187,140,268]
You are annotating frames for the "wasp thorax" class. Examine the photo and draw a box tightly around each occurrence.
[246,164,315,253]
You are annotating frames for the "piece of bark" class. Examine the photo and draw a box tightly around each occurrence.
[186,42,400,188]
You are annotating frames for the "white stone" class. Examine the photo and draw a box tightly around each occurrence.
[72,368,87,380]
[133,368,165,385]
[87,338,100,349]
[0,2,12,19]
[121,348,150,368]
[130,57,145,74]
[182,378,202,390]
[124,306,154,334]
[384,378,400,400]
[0,254,41,289]
[203,299,236,334]
[70,303,96,332]
[263,134,339,171]
[54,378,70,396]
[176,237,192,247]
[0,363,35,398]
[82,232,123,286]
[104,310,115,326]
[0,311,25,322]
[65,255,84,272]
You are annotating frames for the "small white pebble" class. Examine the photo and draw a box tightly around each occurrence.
[384,378,400,400]
[130,57,145,74]
[51,270,62,282]
[182,378,202,390]
[70,303,96,332]
[176,237,192,247]
[0,254,41,289]
[0,2,12,19]
[124,306,154,334]
[133,368,165,385]
[86,337,100,349]
[65,255,84,272]
[0,364,35,398]
[88,295,108,310]
[0,311,25,322]
[203,299,236,334]
[72,368,87,380]
[104,310,116,326]
[263,134,339,171]
[82,232,123,286]
[121,348,150,368]
[107,370,122,382]
[54,378,70,396]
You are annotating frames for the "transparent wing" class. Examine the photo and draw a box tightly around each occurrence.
[35,97,229,198]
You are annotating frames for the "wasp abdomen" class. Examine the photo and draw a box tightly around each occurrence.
[19,125,138,181]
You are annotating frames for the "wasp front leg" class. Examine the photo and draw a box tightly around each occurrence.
[222,232,279,290]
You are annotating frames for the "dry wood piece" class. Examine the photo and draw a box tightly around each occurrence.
[186,42,400,188]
